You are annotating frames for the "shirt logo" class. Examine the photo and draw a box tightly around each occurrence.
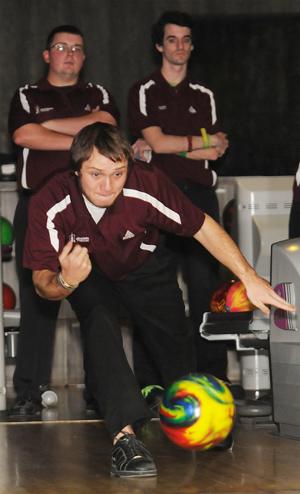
[122,230,135,240]
[84,104,100,112]
[158,105,167,111]
[35,105,54,114]
[69,233,90,244]
[189,106,197,114]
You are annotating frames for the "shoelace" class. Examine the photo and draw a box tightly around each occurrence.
[115,433,144,459]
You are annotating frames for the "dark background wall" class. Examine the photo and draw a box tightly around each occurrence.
[0,0,299,177]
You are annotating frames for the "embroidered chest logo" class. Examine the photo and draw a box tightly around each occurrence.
[158,105,167,111]
[35,106,54,114]
[84,104,100,112]
[122,230,135,240]
[188,106,197,114]
[69,233,90,244]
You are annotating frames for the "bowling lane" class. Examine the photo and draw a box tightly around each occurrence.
[0,388,300,494]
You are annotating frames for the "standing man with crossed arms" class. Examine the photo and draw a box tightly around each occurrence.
[128,11,230,387]
[8,25,118,417]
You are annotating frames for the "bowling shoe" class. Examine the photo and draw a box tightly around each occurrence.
[111,432,157,478]
[8,397,42,418]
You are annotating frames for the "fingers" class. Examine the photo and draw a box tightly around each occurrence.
[59,242,92,285]
[58,240,75,262]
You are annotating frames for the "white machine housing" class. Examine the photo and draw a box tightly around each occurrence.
[235,176,293,281]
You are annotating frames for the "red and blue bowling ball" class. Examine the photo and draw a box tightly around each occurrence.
[159,374,235,450]
[3,282,16,310]
[225,280,254,312]
[210,280,235,312]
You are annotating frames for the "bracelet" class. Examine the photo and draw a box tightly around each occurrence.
[179,151,187,158]
[187,135,193,152]
[56,272,78,291]
[200,128,210,148]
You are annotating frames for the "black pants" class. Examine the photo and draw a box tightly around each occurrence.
[68,242,196,435]
[133,184,228,385]
[13,194,60,400]
[289,200,300,239]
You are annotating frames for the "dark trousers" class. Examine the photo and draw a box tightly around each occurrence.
[133,184,228,385]
[68,242,196,435]
[13,194,60,400]
[289,200,300,239]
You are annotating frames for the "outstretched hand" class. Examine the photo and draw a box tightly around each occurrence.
[58,240,92,287]
[243,272,295,315]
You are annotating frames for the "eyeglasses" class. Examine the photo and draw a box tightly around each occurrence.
[50,42,84,54]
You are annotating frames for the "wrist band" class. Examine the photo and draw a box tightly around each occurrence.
[179,151,187,158]
[200,128,210,148]
[187,135,193,152]
[56,272,78,291]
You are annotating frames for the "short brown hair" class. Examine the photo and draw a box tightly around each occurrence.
[71,123,133,172]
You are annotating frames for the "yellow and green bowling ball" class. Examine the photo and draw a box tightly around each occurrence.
[159,374,235,450]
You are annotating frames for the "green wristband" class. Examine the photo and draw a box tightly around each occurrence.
[179,151,187,158]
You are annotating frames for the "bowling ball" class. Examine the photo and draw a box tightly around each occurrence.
[3,282,16,309]
[0,217,14,246]
[159,374,235,450]
[210,280,235,312]
[1,244,13,261]
[225,280,255,312]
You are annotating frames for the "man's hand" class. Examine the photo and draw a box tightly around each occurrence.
[241,272,296,316]
[210,132,229,157]
[132,138,152,163]
[59,240,92,286]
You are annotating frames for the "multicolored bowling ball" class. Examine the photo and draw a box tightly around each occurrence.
[3,282,16,310]
[0,216,14,246]
[225,280,254,312]
[210,280,235,312]
[159,374,235,450]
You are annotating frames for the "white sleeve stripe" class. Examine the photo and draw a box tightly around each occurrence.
[21,148,30,189]
[95,84,109,104]
[46,195,71,252]
[189,83,217,124]
[138,80,155,116]
[123,188,181,224]
[19,85,30,113]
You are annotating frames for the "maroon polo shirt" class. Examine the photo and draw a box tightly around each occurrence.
[9,78,119,191]
[24,162,205,280]
[128,70,220,187]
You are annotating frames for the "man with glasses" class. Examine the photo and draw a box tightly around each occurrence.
[8,25,118,417]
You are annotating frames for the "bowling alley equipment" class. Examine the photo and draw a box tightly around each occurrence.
[270,238,300,438]
[234,176,293,280]
[200,311,272,417]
